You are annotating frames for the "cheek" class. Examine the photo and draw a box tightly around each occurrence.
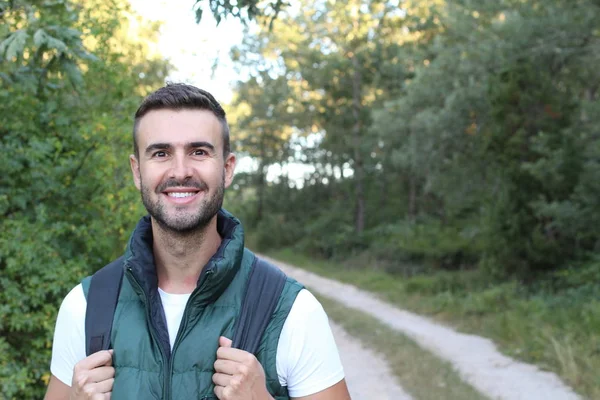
[139,164,161,182]
[138,169,160,191]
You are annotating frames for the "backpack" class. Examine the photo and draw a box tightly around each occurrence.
[84,255,287,356]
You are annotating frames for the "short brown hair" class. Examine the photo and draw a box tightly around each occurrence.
[132,83,230,157]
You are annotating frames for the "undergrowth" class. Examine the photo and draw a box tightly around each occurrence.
[267,248,600,399]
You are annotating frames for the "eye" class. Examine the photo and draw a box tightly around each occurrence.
[152,151,167,158]
[192,149,207,156]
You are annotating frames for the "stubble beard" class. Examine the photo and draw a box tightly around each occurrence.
[140,174,225,235]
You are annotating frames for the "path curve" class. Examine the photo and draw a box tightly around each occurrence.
[329,320,413,400]
[262,255,582,400]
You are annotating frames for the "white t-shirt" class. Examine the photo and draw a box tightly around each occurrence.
[50,286,344,398]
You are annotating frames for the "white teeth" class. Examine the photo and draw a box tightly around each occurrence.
[167,192,195,198]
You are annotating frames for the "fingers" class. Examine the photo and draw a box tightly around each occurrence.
[103,350,114,366]
[212,336,269,400]
[219,336,232,348]
[91,378,114,393]
[214,384,225,399]
[71,379,113,399]
[213,382,239,400]
[87,366,115,383]
[212,372,231,387]
[217,344,255,364]
[214,359,243,375]
[77,350,114,371]
[90,393,111,400]
[71,351,115,399]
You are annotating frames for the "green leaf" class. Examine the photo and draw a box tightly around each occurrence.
[0,30,29,60]
[62,59,83,88]
[46,36,68,54]
[33,29,48,48]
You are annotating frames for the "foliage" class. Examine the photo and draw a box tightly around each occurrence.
[228,3,600,393]
[0,0,168,397]
[2,0,600,396]
[269,248,600,399]
[194,0,288,25]
[227,0,600,280]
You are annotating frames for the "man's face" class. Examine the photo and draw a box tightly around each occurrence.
[130,109,236,233]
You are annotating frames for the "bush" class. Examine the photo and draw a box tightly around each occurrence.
[368,218,484,270]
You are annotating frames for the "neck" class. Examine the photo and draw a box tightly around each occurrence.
[151,217,222,294]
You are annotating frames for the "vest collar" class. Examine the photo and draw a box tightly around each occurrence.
[124,209,245,304]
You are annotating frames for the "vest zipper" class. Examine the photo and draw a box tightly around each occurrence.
[169,267,215,394]
[172,266,215,352]
[126,267,172,400]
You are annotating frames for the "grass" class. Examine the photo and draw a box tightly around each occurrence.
[268,248,600,400]
[315,293,489,400]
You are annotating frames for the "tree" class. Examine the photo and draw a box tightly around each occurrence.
[193,0,288,25]
[225,0,600,276]
[0,1,169,397]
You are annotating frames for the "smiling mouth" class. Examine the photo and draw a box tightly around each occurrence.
[166,192,197,198]
[161,187,202,204]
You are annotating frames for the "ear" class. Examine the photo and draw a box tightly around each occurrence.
[223,152,236,189]
[130,154,141,191]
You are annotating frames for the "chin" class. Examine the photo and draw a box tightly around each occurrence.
[159,214,213,233]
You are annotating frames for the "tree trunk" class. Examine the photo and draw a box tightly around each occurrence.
[408,173,417,219]
[256,134,266,222]
[351,54,365,234]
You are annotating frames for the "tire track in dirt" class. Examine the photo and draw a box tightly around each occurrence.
[264,255,581,400]
[329,320,413,399]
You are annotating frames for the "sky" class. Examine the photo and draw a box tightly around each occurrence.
[129,0,245,104]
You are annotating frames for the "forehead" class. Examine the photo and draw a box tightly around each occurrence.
[136,108,222,148]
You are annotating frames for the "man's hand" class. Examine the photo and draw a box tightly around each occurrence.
[213,336,273,400]
[69,350,115,400]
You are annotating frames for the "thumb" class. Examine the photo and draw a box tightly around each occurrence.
[219,336,233,348]
[104,349,114,366]
[81,349,113,369]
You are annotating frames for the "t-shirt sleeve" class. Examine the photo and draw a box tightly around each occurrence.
[50,283,87,386]
[276,289,345,398]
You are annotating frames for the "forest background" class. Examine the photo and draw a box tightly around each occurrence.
[1,0,599,398]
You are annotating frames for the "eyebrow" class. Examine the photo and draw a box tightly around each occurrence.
[144,141,216,155]
[145,143,171,155]
[189,141,215,152]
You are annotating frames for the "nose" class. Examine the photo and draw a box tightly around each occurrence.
[169,153,193,182]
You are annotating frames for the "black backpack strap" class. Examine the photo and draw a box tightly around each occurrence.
[232,256,287,354]
[85,256,125,356]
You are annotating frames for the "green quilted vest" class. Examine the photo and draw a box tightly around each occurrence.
[82,210,303,400]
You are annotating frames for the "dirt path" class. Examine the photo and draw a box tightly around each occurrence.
[262,255,582,400]
[329,320,413,399]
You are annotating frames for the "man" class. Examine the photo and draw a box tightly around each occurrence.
[45,84,351,400]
